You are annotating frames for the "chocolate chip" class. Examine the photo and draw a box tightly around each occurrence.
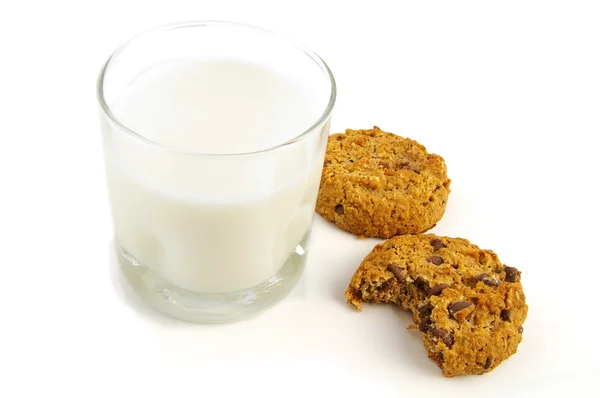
[396,162,420,174]
[484,357,492,370]
[518,326,523,333]
[500,309,511,322]
[431,328,447,338]
[428,283,450,296]
[430,238,446,251]
[504,266,520,282]
[386,265,404,281]
[419,317,432,332]
[443,332,455,347]
[432,328,454,347]
[335,204,344,215]
[484,279,499,287]
[477,273,499,287]
[418,303,434,315]
[427,256,444,265]
[448,301,473,317]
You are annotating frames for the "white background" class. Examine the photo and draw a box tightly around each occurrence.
[1,1,599,397]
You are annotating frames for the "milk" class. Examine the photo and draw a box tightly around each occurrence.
[104,59,327,293]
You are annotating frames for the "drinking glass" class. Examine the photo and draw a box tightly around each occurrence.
[97,21,336,323]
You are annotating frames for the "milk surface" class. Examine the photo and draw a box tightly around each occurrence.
[105,59,325,293]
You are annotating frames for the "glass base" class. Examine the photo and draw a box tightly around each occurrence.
[116,232,309,323]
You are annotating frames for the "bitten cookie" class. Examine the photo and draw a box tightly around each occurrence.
[345,234,527,377]
[316,127,451,238]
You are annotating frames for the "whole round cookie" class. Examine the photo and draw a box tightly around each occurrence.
[316,127,451,238]
[345,234,528,377]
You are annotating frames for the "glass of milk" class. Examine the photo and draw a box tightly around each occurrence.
[97,22,336,323]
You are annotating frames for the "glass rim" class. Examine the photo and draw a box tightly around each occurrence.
[96,20,337,157]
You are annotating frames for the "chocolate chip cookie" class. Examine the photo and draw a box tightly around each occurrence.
[316,127,451,238]
[345,234,527,377]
